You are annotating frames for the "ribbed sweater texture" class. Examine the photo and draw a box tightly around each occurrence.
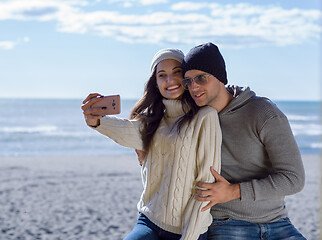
[211,86,305,223]
[94,99,222,239]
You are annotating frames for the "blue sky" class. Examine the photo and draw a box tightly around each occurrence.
[0,0,321,101]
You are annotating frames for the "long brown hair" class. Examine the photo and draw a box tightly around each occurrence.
[130,70,200,152]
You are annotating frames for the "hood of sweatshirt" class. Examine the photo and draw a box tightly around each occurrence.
[219,85,256,115]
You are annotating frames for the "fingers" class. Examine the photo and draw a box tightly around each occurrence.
[195,194,211,202]
[210,166,221,179]
[196,167,223,190]
[83,106,107,116]
[82,93,106,128]
[82,93,102,104]
[81,94,104,111]
[196,181,213,189]
[195,189,212,196]
[210,166,229,185]
[201,201,215,212]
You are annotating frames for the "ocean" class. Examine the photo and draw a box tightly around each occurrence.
[0,98,321,157]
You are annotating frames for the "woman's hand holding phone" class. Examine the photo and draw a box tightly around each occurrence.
[81,93,121,127]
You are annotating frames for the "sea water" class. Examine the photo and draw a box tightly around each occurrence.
[0,98,320,157]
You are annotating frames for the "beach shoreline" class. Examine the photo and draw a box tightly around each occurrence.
[0,154,320,239]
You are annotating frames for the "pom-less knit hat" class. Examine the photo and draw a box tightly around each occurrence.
[150,48,184,73]
[182,42,228,85]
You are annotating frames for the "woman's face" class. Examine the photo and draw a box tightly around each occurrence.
[156,59,185,100]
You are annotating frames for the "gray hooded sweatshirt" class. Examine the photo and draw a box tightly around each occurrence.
[211,86,305,223]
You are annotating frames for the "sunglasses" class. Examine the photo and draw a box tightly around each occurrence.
[182,74,211,89]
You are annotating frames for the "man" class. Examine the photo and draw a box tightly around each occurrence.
[181,42,306,239]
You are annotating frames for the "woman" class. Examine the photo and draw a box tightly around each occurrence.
[81,49,221,240]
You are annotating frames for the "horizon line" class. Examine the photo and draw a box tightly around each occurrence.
[0,97,321,102]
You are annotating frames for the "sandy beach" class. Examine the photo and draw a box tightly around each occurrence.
[0,154,320,240]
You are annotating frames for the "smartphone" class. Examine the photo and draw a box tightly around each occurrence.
[92,95,121,115]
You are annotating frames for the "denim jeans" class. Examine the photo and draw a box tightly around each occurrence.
[207,217,306,240]
[124,213,207,240]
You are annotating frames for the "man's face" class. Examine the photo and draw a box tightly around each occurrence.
[184,69,222,108]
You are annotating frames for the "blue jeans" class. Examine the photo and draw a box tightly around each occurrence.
[207,218,306,240]
[124,213,207,240]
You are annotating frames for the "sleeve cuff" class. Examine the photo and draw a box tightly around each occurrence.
[240,181,255,201]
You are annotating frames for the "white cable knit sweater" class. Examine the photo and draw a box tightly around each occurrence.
[94,99,221,240]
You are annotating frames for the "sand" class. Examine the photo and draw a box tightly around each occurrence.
[0,154,320,240]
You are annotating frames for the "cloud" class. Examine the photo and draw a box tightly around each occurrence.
[170,2,322,46]
[0,0,84,21]
[123,2,133,8]
[140,0,168,5]
[0,0,321,48]
[0,37,30,50]
[0,41,16,50]
[23,37,30,42]
[171,2,207,11]
[106,0,167,6]
[21,6,59,17]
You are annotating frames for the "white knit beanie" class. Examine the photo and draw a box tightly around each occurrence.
[150,48,184,73]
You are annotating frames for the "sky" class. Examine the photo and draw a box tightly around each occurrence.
[0,0,321,101]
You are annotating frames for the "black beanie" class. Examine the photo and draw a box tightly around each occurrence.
[182,42,228,85]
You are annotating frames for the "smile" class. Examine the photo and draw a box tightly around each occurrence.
[193,92,205,98]
[166,85,181,91]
